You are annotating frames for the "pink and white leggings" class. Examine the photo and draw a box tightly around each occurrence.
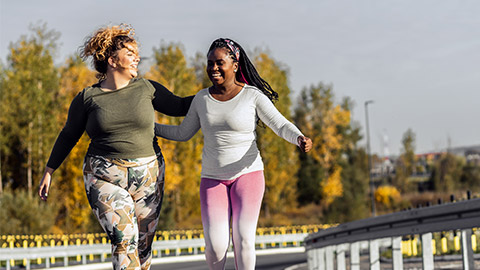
[200,170,265,270]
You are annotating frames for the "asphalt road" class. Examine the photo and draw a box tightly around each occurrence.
[151,251,307,270]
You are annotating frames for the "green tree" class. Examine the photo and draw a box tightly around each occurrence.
[253,52,300,225]
[430,153,464,192]
[394,129,416,192]
[460,162,480,191]
[294,83,351,210]
[145,43,203,228]
[191,52,210,89]
[0,188,58,234]
[50,56,100,233]
[0,61,5,194]
[0,23,60,197]
[323,98,369,223]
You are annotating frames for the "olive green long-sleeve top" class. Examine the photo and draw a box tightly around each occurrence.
[47,78,193,170]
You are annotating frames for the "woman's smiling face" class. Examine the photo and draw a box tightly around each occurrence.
[112,43,140,78]
[206,48,238,87]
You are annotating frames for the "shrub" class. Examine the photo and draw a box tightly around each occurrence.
[0,189,58,235]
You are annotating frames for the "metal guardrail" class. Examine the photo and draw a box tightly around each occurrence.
[0,225,324,249]
[0,232,310,270]
[304,197,480,270]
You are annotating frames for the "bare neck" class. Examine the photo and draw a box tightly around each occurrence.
[211,80,244,93]
[210,81,245,101]
[100,72,132,91]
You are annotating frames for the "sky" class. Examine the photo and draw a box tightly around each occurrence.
[1,0,479,156]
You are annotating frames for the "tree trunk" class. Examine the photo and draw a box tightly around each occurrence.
[27,121,33,197]
[38,114,44,176]
[0,150,3,194]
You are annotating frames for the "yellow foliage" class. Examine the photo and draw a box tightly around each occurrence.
[57,56,97,124]
[321,166,343,205]
[52,56,96,233]
[145,43,203,225]
[310,105,350,169]
[375,185,401,208]
[296,85,352,208]
[254,52,300,217]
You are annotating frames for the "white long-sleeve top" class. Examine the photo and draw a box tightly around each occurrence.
[155,85,304,180]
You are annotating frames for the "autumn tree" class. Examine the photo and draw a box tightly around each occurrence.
[0,62,4,194]
[253,52,300,225]
[191,52,210,89]
[0,23,60,197]
[145,43,203,228]
[323,98,369,223]
[50,55,100,233]
[393,129,417,192]
[374,185,402,211]
[294,83,351,210]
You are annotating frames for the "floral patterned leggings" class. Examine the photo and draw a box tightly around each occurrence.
[83,154,164,270]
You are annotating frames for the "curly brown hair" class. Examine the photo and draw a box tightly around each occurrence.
[80,24,137,80]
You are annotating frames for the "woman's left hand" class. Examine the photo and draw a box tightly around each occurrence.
[297,136,313,153]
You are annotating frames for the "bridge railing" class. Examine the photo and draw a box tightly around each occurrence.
[304,197,480,270]
[0,224,328,270]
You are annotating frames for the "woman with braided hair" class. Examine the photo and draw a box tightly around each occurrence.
[154,38,313,270]
[38,24,193,270]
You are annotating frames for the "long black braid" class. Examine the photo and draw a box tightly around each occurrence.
[207,38,279,103]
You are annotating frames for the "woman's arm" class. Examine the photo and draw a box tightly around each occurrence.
[40,91,87,200]
[46,91,88,169]
[149,80,194,116]
[154,99,201,141]
[38,167,54,201]
[255,93,311,149]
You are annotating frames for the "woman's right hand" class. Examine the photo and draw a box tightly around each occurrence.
[38,167,54,201]
[297,136,313,153]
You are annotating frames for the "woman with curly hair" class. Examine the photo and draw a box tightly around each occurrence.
[38,24,193,270]
[155,38,312,270]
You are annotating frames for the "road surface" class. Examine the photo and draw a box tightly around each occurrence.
[151,249,307,270]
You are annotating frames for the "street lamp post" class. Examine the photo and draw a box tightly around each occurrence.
[365,100,376,217]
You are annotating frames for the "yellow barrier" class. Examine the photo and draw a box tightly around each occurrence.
[281,227,287,247]
[176,234,181,255]
[102,237,107,261]
[291,228,297,246]
[409,237,417,256]
[1,225,326,248]
[23,240,28,266]
[454,233,461,251]
[473,234,477,252]
[10,225,480,267]
[163,231,170,255]
[187,231,193,253]
[258,229,265,249]
[153,235,158,257]
[406,239,412,256]
[200,233,205,253]
[88,234,94,261]
[441,235,448,253]
[431,239,436,255]
[9,235,14,266]
[270,229,275,248]
[37,236,42,265]
[1,223,328,264]
[76,239,81,262]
